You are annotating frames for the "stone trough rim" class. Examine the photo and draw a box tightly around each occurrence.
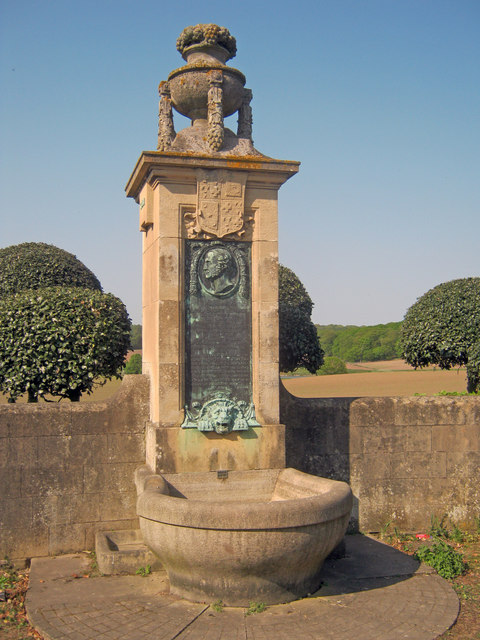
[136,467,353,530]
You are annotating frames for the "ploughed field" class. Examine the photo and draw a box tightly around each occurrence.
[282,359,468,398]
[0,360,469,403]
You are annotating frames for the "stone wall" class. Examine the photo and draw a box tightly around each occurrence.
[281,385,480,532]
[2,375,479,563]
[0,375,149,564]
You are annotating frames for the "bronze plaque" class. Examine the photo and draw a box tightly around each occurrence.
[184,240,256,433]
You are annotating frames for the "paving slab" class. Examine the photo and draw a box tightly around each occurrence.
[26,535,459,640]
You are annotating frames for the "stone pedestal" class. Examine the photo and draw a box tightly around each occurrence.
[126,153,298,473]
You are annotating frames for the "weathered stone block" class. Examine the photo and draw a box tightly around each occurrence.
[158,239,182,300]
[157,300,181,362]
[155,363,183,424]
[446,451,480,477]
[359,425,401,453]
[249,199,277,242]
[0,498,32,529]
[2,436,38,467]
[37,434,108,466]
[470,399,480,423]
[35,493,101,527]
[0,418,8,438]
[0,467,22,497]
[350,398,396,427]
[301,454,350,483]
[432,424,480,452]
[255,363,281,425]
[2,405,71,437]
[69,405,112,435]
[404,425,433,452]
[358,424,432,454]
[256,304,278,354]
[390,452,446,479]
[0,525,49,560]
[285,424,329,468]
[97,491,137,521]
[350,453,391,480]
[21,465,84,497]
[146,422,285,474]
[48,523,86,555]
[83,463,139,493]
[106,433,144,463]
[355,478,453,532]
[348,427,363,455]
[251,241,278,304]
[395,397,466,426]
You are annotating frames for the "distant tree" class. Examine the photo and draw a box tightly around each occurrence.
[130,324,142,350]
[279,265,323,373]
[315,324,349,357]
[0,242,101,295]
[401,278,480,393]
[317,322,402,362]
[318,356,347,375]
[0,287,131,402]
[124,353,142,374]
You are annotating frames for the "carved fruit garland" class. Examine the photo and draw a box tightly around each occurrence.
[207,70,224,152]
[157,81,175,151]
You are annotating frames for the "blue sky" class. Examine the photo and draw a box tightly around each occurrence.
[1,0,478,325]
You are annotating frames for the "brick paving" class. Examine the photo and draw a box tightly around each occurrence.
[26,535,459,640]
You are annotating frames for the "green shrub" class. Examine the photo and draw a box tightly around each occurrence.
[279,265,323,374]
[318,356,347,375]
[245,601,267,615]
[0,287,131,402]
[414,541,466,579]
[124,353,142,374]
[428,514,450,539]
[0,242,101,295]
[402,278,480,393]
[466,342,480,395]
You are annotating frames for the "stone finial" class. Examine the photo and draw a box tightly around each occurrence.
[237,88,253,142]
[157,81,176,151]
[207,70,224,152]
[176,24,237,62]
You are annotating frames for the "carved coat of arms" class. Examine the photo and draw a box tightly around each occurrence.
[195,169,247,238]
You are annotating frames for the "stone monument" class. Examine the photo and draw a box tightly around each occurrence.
[126,24,300,472]
[125,24,352,605]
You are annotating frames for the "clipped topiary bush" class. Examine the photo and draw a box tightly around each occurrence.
[0,242,102,296]
[0,287,131,402]
[402,278,480,393]
[279,264,323,374]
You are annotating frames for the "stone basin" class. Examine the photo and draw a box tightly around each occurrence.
[135,466,352,606]
[168,64,246,121]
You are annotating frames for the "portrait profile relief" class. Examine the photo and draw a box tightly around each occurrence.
[198,246,239,297]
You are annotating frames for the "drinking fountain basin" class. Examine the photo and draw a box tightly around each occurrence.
[135,466,352,605]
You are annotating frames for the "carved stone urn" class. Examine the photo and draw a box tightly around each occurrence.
[168,42,246,123]
[157,24,254,153]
